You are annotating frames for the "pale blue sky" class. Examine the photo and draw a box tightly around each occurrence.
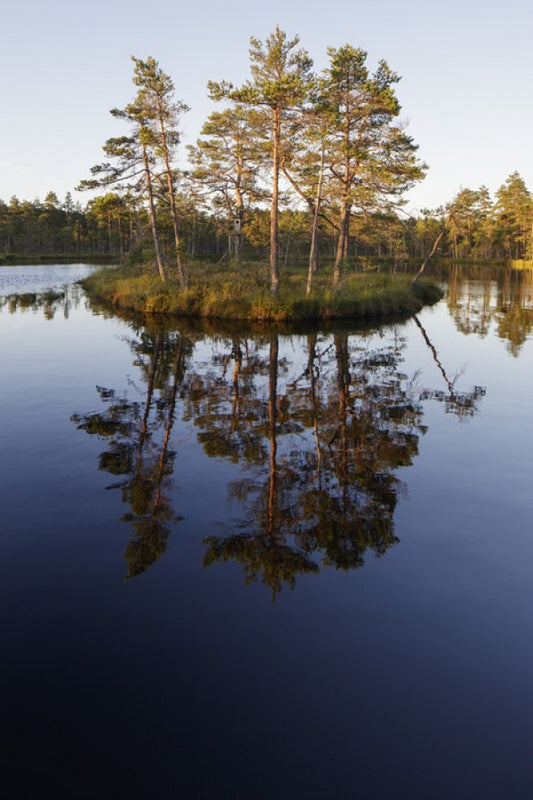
[1,0,531,212]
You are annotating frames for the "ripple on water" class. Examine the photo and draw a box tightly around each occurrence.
[0,263,103,297]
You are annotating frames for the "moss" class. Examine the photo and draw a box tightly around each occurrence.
[81,261,442,323]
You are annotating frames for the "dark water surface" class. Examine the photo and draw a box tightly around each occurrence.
[1,264,532,798]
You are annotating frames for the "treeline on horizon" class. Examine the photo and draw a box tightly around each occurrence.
[1,174,531,264]
[1,28,532,276]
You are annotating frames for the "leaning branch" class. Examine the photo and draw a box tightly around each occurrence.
[410,211,454,287]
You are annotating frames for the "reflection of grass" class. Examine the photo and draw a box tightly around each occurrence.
[510,260,533,270]
[82,261,442,322]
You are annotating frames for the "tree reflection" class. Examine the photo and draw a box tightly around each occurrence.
[71,318,485,594]
[446,265,533,355]
[0,287,81,320]
[413,315,485,418]
[197,330,427,598]
[72,328,190,578]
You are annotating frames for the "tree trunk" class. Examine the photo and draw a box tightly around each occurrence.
[333,201,351,285]
[142,144,166,282]
[306,145,325,296]
[158,107,187,288]
[270,107,281,296]
[409,222,448,287]
[234,205,244,263]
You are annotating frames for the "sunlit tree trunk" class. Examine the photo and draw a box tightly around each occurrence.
[334,199,351,285]
[270,107,281,296]
[157,105,187,288]
[306,145,325,295]
[142,144,166,282]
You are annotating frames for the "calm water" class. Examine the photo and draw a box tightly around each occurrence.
[1,263,532,799]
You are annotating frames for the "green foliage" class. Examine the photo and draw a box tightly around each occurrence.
[4,31,532,272]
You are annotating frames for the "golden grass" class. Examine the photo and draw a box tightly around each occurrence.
[82,260,442,323]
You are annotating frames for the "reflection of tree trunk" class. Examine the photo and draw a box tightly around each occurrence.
[413,315,454,394]
[448,265,459,310]
[153,336,185,512]
[231,339,243,425]
[334,335,350,493]
[307,334,322,483]
[137,332,162,472]
[268,335,279,537]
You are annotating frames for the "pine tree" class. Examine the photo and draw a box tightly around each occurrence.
[319,46,425,284]
[209,27,314,294]
[188,107,267,262]
[130,56,189,287]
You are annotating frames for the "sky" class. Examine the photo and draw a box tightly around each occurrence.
[1,0,532,214]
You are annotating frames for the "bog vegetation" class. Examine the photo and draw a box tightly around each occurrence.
[1,28,532,317]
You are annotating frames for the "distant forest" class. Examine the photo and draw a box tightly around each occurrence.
[1,29,532,270]
[1,172,531,264]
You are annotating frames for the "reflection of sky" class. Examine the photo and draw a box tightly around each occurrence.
[405,298,531,517]
[1,264,533,797]
[0,264,102,296]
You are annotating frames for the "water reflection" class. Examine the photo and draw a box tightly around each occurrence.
[72,329,190,578]
[414,316,486,418]
[0,285,85,320]
[199,331,422,597]
[427,263,533,355]
[71,317,484,595]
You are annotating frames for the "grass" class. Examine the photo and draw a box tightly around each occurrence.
[81,260,443,323]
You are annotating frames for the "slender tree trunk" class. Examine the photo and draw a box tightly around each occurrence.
[333,200,351,285]
[270,107,281,296]
[234,205,244,263]
[306,145,325,296]
[142,144,166,282]
[117,216,124,255]
[158,107,187,288]
[234,168,245,263]
[409,223,448,287]
[333,118,352,285]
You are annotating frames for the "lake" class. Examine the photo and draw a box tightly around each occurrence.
[1,263,532,798]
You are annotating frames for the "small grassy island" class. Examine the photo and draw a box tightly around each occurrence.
[74,41,442,325]
[82,261,442,323]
